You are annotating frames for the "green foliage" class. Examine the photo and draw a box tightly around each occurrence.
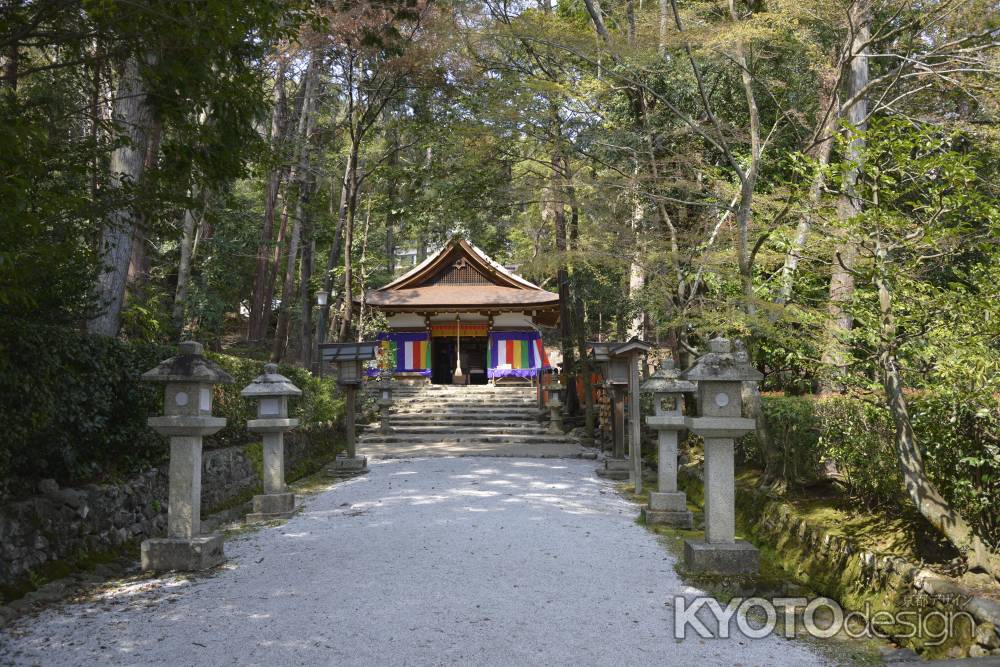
[0,322,341,499]
[742,394,1000,548]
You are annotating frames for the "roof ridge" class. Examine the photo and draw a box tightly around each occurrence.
[374,237,544,292]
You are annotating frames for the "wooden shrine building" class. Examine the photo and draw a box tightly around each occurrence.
[362,238,558,384]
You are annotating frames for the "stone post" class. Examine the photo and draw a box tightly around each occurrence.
[241,364,301,521]
[140,341,233,572]
[640,361,695,528]
[546,382,564,434]
[680,337,762,575]
[378,381,393,434]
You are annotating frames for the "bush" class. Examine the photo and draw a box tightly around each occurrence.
[0,322,341,499]
[741,393,999,547]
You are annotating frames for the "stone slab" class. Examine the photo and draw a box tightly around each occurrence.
[648,491,687,512]
[642,508,694,529]
[332,456,368,473]
[683,539,759,575]
[141,534,225,572]
[249,492,295,520]
[603,458,631,471]
[595,468,630,480]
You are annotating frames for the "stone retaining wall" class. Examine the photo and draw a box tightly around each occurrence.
[736,484,1000,658]
[0,426,339,589]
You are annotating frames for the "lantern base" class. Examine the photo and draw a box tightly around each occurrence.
[247,492,296,521]
[642,508,693,529]
[595,457,631,480]
[332,455,368,474]
[649,491,687,512]
[140,534,225,573]
[683,539,759,575]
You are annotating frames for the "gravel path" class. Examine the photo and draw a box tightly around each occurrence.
[0,458,828,666]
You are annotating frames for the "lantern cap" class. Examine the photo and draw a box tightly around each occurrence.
[241,363,302,398]
[640,359,697,394]
[586,341,614,362]
[319,341,379,362]
[141,340,234,385]
[679,337,763,382]
[609,336,652,357]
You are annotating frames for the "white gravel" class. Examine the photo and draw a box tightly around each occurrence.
[0,458,829,666]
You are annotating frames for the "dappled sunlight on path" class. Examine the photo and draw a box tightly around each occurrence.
[0,458,828,666]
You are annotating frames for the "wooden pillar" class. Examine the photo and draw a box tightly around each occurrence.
[612,385,626,459]
[345,384,357,458]
[628,354,642,494]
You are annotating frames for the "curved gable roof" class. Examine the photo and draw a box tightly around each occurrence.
[365,238,559,314]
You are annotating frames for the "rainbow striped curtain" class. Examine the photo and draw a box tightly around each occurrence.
[374,332,432,376]
[487,331,549,379]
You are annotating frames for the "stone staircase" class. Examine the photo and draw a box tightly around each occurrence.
[358,384,592,457]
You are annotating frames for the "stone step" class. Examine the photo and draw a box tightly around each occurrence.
[391,404,541,413]
[372,423,553,435]
[358,432,573,444]
[391,399,538,407]
[387,413,540,423]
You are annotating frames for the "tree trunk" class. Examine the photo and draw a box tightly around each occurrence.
[875,257,1000,580]
[384,105,400,275]
[1,0,19,90]
[821,6,869,390]
[658,0,669,55]
[126,119,162,303]
[415,146,433,265]
[356,194,373,340]
[249,58,288,342]
[87,54,157,337]
[627,175,645,339]
[172,197,200,330]
[320,158,351,343]
[337,156,360,342]
[271,60,319,361]
[298,178,316,367]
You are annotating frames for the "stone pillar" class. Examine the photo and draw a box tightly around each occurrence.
[262,432,286,494]
[547,383,564,434]
[140,341,232,572]
[167,436,202,539]
[680,338,761,575]
[703,438,735,543]
[640,362,695,528]
[379,398,393,434]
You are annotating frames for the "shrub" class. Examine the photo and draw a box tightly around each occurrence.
[0,321,341,499]
[741,393,999,547]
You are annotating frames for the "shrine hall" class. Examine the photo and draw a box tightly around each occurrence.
[362,238,558,385]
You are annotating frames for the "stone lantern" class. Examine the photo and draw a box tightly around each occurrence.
[546,373,564,435]
[241,364,301,521]
[679,337,762,574]
[319,341,378,474]
[140,341,233,572]
[609,338,652,494]
[640,360,696,528]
